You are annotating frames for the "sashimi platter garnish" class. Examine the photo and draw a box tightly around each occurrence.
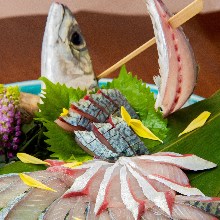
[0,0,220,219]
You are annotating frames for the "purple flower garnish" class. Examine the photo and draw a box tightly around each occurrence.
[0,85,21,161]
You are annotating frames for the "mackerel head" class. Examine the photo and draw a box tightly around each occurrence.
[41,2,97,89]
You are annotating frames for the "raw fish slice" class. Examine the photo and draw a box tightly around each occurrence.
[109,116,148,155]
[75,130,119,161]
[126,164,172,216]
[90,92,118,115]
[3,177,69,220]
[63,161,108,198]
[97,211,112,220]
[91,122,117,153]
[108,207,134,220]
[0,171,59,209]
[130,157,189,185]
[175,195,220,218]
[145,0,197,116]
[138,154,217,170]
[141,210,170,220]
[59,110,91,131]
[99,89,138,119]
[94,163,119,215]
[85,202,98,220]
[39,197,79,220]
[92,122,135,157]
[87,166,111,202]
[71,99,108,122]
[120,166,145,219]
[171,203,218,220]
[0,173,19,191]
[148,174,204,196]
[66,196,89,220]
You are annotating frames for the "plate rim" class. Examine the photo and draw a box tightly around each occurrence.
[5,79,204,104]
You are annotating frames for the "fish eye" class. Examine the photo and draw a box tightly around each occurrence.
[71,31,83,46]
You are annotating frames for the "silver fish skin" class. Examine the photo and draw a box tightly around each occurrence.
[41,2,97,89]
[145,0,197,117]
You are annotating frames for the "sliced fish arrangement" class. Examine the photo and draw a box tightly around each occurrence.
[1,0,219,219]
[145,0,198,116]
[56,89,148,161]
[0,153,219,219]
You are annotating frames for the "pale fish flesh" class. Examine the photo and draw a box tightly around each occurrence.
[0,154,219,219]
[145,0,197,116]
[41,2,97,89]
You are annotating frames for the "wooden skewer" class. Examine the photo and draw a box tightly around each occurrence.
[97,0,203,79]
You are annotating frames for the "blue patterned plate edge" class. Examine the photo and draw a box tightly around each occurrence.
[5,79,204,107]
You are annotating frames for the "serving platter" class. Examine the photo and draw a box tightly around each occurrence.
[6,79,204,107]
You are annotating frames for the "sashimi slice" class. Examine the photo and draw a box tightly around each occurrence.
[145,0,197,116]
[175,195,220,218]
[89,93,118,115]
[66,196,89,220]
[92,122,135,157]
[108,207,134,220]
[71,99,108,123]
[59,109,91,131]
[63,161,106,197]
[0,171,59,209]
[126,164,172,216]
[0,173,19,191]
[141,210,170,220]
[110,116,148,155]
[129,157,189,186]
[94,163,119,215]
[3,177,69,220]
[99,89,138,119]
[120,166,145,220]
[75,130,119,161]
[138,154,217,170]
[39,197,80,220]
[148,174,204,196]
[171,203,218,220]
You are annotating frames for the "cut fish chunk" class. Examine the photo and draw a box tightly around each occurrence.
[71,99,109,123]
[99,89,138,119]
[75,130,119,161]
[93,122,135,157]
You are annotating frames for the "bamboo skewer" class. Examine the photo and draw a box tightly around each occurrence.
[97,0,203,79]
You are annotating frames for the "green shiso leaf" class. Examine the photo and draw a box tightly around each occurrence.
[36,77,86,121]
[106,65,168,148]
[153,90,220,197]
[35,77,91,162]
[0,162,46,175]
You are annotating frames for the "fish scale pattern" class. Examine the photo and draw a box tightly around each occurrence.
[56,89,148,161]
[74,115,148,161]
[0,153,219,220]
[59,89,138,131]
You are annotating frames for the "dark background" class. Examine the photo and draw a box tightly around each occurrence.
[0,11,219,98]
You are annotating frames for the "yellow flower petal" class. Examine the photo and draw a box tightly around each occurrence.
[73,218,82,220]
[121,106,131,125]
[60,108,69,117]
[178,111,211,137]
[62,161,83,168]
[19,173,57,192]
[130,119,163,143]
[17,153,50,165]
